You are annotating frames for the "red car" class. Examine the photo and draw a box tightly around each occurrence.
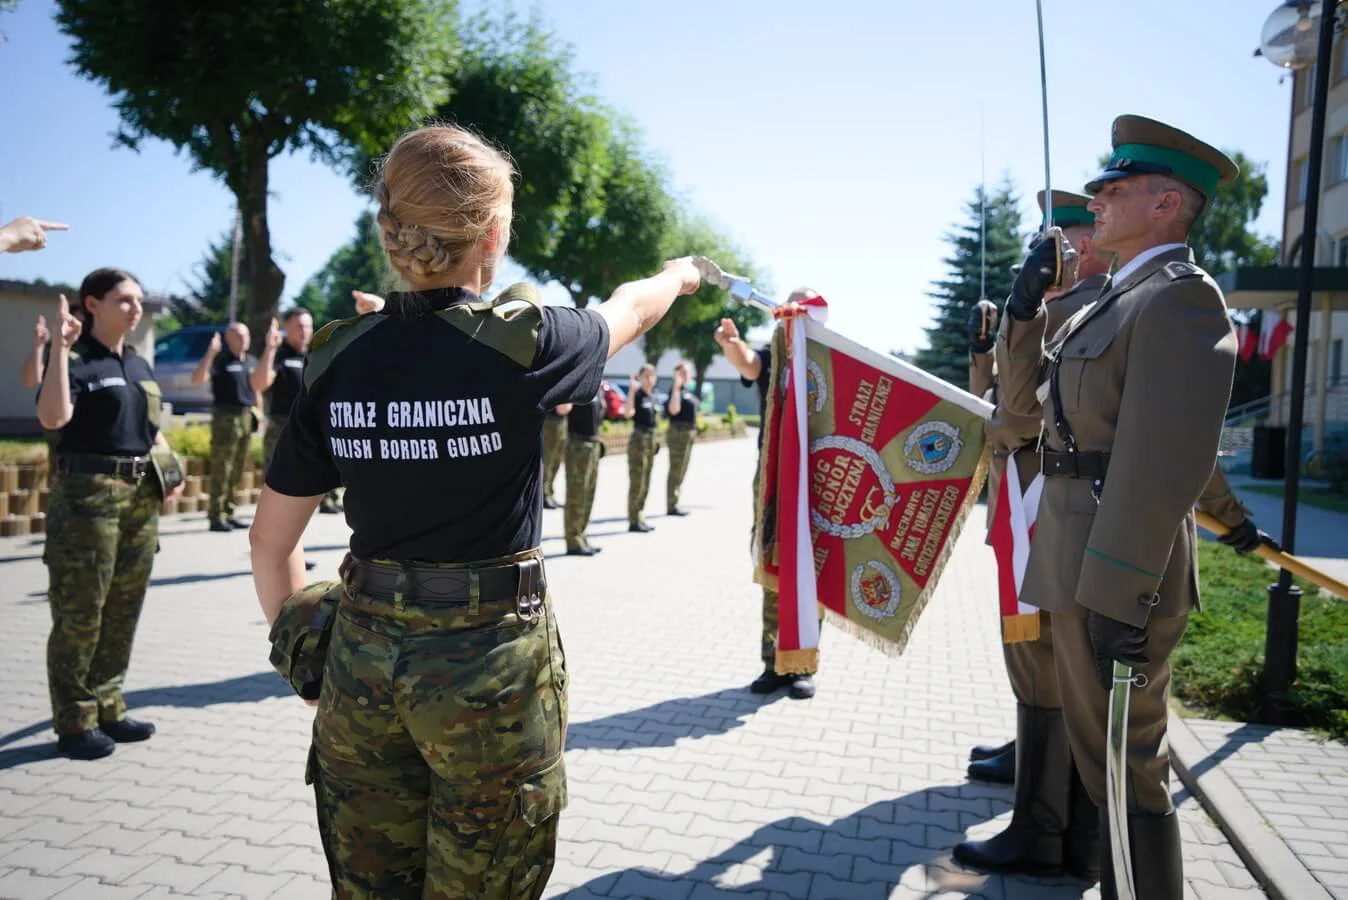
[600,381,627,421]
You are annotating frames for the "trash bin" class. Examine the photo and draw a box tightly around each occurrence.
[1251,425,1286,480]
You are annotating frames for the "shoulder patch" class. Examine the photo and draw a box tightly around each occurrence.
[435,281,543,369]
[1163,261,1202,281]
[304,315,386,390]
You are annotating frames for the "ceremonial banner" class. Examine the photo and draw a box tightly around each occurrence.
[754,306,992,675]
[987,449,1044,644]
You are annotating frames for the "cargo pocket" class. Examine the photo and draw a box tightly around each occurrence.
[139,380,163,429]
[496,756,567,900]
[544,599,569,752]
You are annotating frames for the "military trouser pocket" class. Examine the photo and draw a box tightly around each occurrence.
[494,756,567,900]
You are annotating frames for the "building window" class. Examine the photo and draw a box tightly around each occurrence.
[1333,340,1343,387]
[1304,62,1319,108]
[1334,135,1348,184]
[1295,157,1310,204]
[1337,235,1348,268]
[1341,36,1348,80]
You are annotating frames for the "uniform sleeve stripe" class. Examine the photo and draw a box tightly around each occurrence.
[1084,546,1163,579]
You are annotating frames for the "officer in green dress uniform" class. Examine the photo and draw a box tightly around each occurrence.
[36,269,184,760]
[250,123,702,898]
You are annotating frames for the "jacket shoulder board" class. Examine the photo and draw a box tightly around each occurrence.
[435,281,543,369]
[304,315,386,390]
[1163,261,1202,281]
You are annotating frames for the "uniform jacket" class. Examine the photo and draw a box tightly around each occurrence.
[971,274,1108,541]
[997,247,1238,626]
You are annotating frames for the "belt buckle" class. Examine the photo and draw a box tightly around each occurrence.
[515,559,542,622]
[117,458,145,481]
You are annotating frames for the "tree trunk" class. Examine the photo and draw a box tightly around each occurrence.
[568,288,588,308]
[695,363,709,408]
[237,155,285,343]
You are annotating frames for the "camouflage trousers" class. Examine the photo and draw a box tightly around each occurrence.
[760,588,825,674]
[541,416,566,504]
[45,472,160,734]
[209,406,252,522]
[310,557,568,898]
[564,437,601,551]
[626,428,658,526]
[263,416,341,511]
[665,424,695,512]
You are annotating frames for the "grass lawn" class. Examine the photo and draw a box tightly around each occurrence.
[1174,541,1348,742]
[1243,482,1348,514]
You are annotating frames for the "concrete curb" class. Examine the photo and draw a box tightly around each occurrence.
[1168,710,1333,900]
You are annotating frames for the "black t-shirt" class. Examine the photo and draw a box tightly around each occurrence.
[632,388,657,431]
[39,337,158,456]
[666,388,698,426]
[211,350,255,408]
[266,342,306,418]
[740,346,773,449]
[567,393,603,438]
[266,288,610,563]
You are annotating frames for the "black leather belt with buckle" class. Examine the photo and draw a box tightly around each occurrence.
[341,554,547,620]
[56,454,150,481]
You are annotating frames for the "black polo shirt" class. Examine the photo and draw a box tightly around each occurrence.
[632,388,657,431]
[266,288,610,563]
[40,337,157,456]
[740,346,773,450]
[211,350,255,408]
[567,393,604,439]
[266,342,306,418]
[666,388,698,426]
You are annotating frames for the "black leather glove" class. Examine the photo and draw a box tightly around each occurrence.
[1086,610,1148,690]
[966,299,998,354]
[1006,234,1062,321]
[1218,518,1278,555]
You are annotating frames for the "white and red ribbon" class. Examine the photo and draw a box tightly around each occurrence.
[988,448,1043,639]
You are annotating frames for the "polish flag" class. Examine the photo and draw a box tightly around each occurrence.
[1237,314,1258,362]
[1259,312,1293,361]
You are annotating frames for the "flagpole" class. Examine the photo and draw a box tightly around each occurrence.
[980,107,988,301]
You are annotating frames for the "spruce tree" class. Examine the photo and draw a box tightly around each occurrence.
[914,178,1025,389]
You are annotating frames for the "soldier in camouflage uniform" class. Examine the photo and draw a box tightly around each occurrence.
[250,124,701,897]
[36,269,184,760]
[625,364,659,532]
[192,323,258,531]
[564,393,605,556]
[664,361,697,516]
[542,407,566,509]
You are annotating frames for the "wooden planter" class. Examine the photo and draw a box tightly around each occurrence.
[29,513,46,534]
[0,515,30,537]
[0,467,17,494]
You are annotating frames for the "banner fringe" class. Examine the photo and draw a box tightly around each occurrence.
[1001,612,1041,644]
[774,647,819,675]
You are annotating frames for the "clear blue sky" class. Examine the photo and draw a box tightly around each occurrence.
[0,0,1293,355]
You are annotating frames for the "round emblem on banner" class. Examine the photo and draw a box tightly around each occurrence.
[805,360,827,413]
[809,435,900,539]
[850,560,902,620]
[904,421,963,475]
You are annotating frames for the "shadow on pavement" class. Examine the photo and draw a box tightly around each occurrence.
[566,687,788,752]
[150,570,253,588]
[1184,722,1279,780]
[0,671,291,767]
[553,784,1090,899]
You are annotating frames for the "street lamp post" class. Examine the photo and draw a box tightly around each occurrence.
[1256,0,1339,720]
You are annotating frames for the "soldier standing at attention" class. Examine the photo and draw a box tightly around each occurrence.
[664,361,697,517]
[955,190,1111,877]
[542,405,566,509]
[997,115,1240,898]
[564,391,606,556]
[192,322,257,532]
[624,363,659,532]
[715,307,820,700]
[249,123,702,898]
[36,269,184,760]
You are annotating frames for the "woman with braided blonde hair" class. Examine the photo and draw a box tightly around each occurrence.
[250,123,701,898]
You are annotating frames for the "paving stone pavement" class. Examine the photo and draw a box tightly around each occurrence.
[1181,719,1348,900]
[0,436,1268,899]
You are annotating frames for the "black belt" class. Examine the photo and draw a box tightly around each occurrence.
[56,454,151,480]
[669,421,696,430]
[1041,450,1110,479]
[339,553,546,620]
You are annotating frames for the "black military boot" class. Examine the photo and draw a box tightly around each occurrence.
[1128,810,1183,899]
[100,717,156,743]
[1064,763,1101,882]
[970,738,1014,762]
[788,674,815,699]
[953,704,1071,876]
[967,741,1015,784]
[749,666,792,694]
[57,729,116,760]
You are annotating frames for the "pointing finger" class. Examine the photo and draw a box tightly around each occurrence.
[36,221,70,231]
[58,294,68,315]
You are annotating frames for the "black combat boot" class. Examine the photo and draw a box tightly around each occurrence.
[969,738,1014,762]
[1096,806,1183,900]
[749,666,792,694]
[100,717,156,743]
[57,729,116,760]
[953,704,1071,876]
[788,674,815,699]
[967,741,1015,784]
[1063,763,1101,881]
